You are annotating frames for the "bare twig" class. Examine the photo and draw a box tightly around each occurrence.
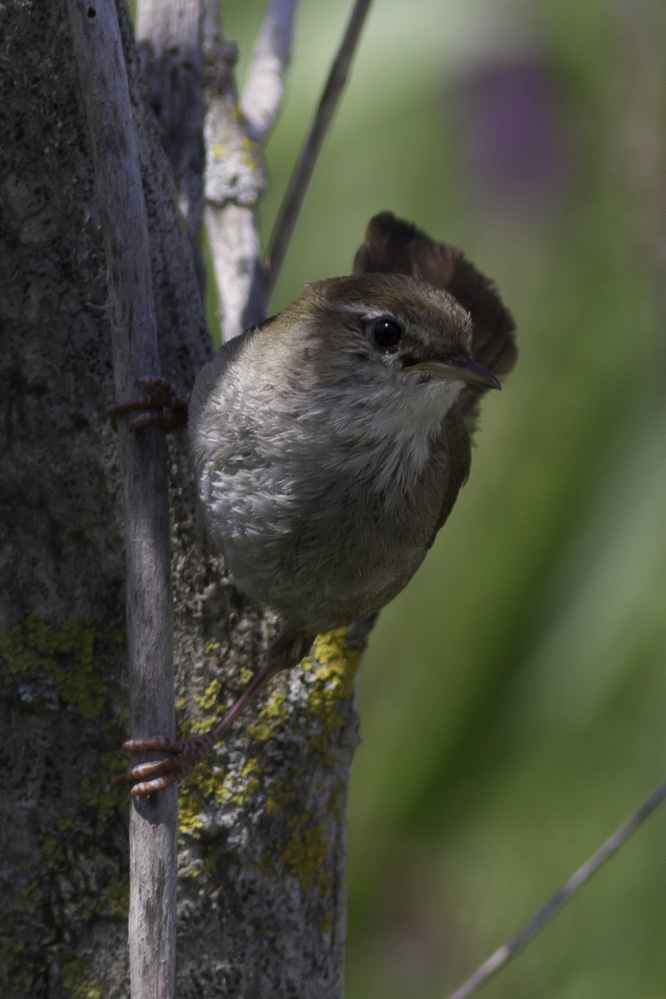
[242,0,300,143]
[616,0,666,368]
[203,0,269,339]
[446,776,666,999]
[266,0,374,298]
[66,3,177,998]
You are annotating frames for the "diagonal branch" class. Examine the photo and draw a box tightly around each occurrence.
[242,0,300,143]
[66,3,177,998]
[446,775,666,999]
[266,0,374,298]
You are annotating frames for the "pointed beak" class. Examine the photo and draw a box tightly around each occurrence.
[405,353,501,390]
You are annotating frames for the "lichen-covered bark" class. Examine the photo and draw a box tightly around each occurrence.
[0,2,360,996]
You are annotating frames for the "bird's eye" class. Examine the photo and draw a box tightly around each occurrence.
[367,317,402,351]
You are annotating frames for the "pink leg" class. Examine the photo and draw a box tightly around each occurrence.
[114,659,284,796]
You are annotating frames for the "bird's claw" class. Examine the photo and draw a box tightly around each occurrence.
[113,733,214,797]
[102,377,188,432]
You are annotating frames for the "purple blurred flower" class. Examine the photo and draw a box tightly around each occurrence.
[454,59,572,216]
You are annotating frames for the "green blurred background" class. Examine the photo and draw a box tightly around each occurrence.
[221,1,666,995]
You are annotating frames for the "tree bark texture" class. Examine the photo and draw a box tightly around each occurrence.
[0,2,361,997]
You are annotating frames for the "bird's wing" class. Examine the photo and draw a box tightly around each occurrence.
[428,406,472,547]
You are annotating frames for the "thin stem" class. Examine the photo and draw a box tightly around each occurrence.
[242,0,300,143]
[67,3,177,998]
[266,0,374,298]
[446,775,666,999]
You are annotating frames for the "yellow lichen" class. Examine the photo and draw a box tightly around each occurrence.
[257,847,276,877]
[102,878,129,920]
[0,616,106,719]
[60,957,101,999]
[240,757,259,779]
[213,763,259,808]
[265,779,297,817]
[246,687,288,742]
[238,666,254,685]
[178,785,208,836]
[327,783,345,820]
[301,629,360,760]
[204,845,222,872]
[177,629,360,823]
[177,754,265,835]
[222,757,260,802]
[281,821,331,898]
[310,629,361,697]
[193,677,222,715]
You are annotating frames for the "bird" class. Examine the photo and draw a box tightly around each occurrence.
[117,212,517,795]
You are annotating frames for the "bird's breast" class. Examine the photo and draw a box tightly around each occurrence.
[196,410,452,634]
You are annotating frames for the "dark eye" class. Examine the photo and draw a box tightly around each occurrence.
[367,317,403,351]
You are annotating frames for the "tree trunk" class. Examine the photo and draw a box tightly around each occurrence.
[0,2,361,996]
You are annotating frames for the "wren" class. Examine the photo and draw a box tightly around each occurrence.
[117,212,517,795]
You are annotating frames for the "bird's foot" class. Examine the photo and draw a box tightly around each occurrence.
[114,659,286,796]
[112,732,215,796]
[102,377,188,432]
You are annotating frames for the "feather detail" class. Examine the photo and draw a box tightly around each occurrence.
[352,211,518,428]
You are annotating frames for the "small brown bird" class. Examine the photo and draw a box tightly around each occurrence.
[119,212,517,795]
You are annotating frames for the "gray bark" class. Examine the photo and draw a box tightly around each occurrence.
[0,1,361,997]
[136,0,207,297]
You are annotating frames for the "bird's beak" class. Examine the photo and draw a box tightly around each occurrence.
[405,353,501,390]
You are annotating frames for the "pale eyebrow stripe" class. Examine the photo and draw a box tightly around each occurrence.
[328,301,388,318]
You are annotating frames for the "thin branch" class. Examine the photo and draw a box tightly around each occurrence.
[66,3,177,999]
[203,0,268,340]
[266,0,374,298]
[446,775,666,999]
[242,0,300,143]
